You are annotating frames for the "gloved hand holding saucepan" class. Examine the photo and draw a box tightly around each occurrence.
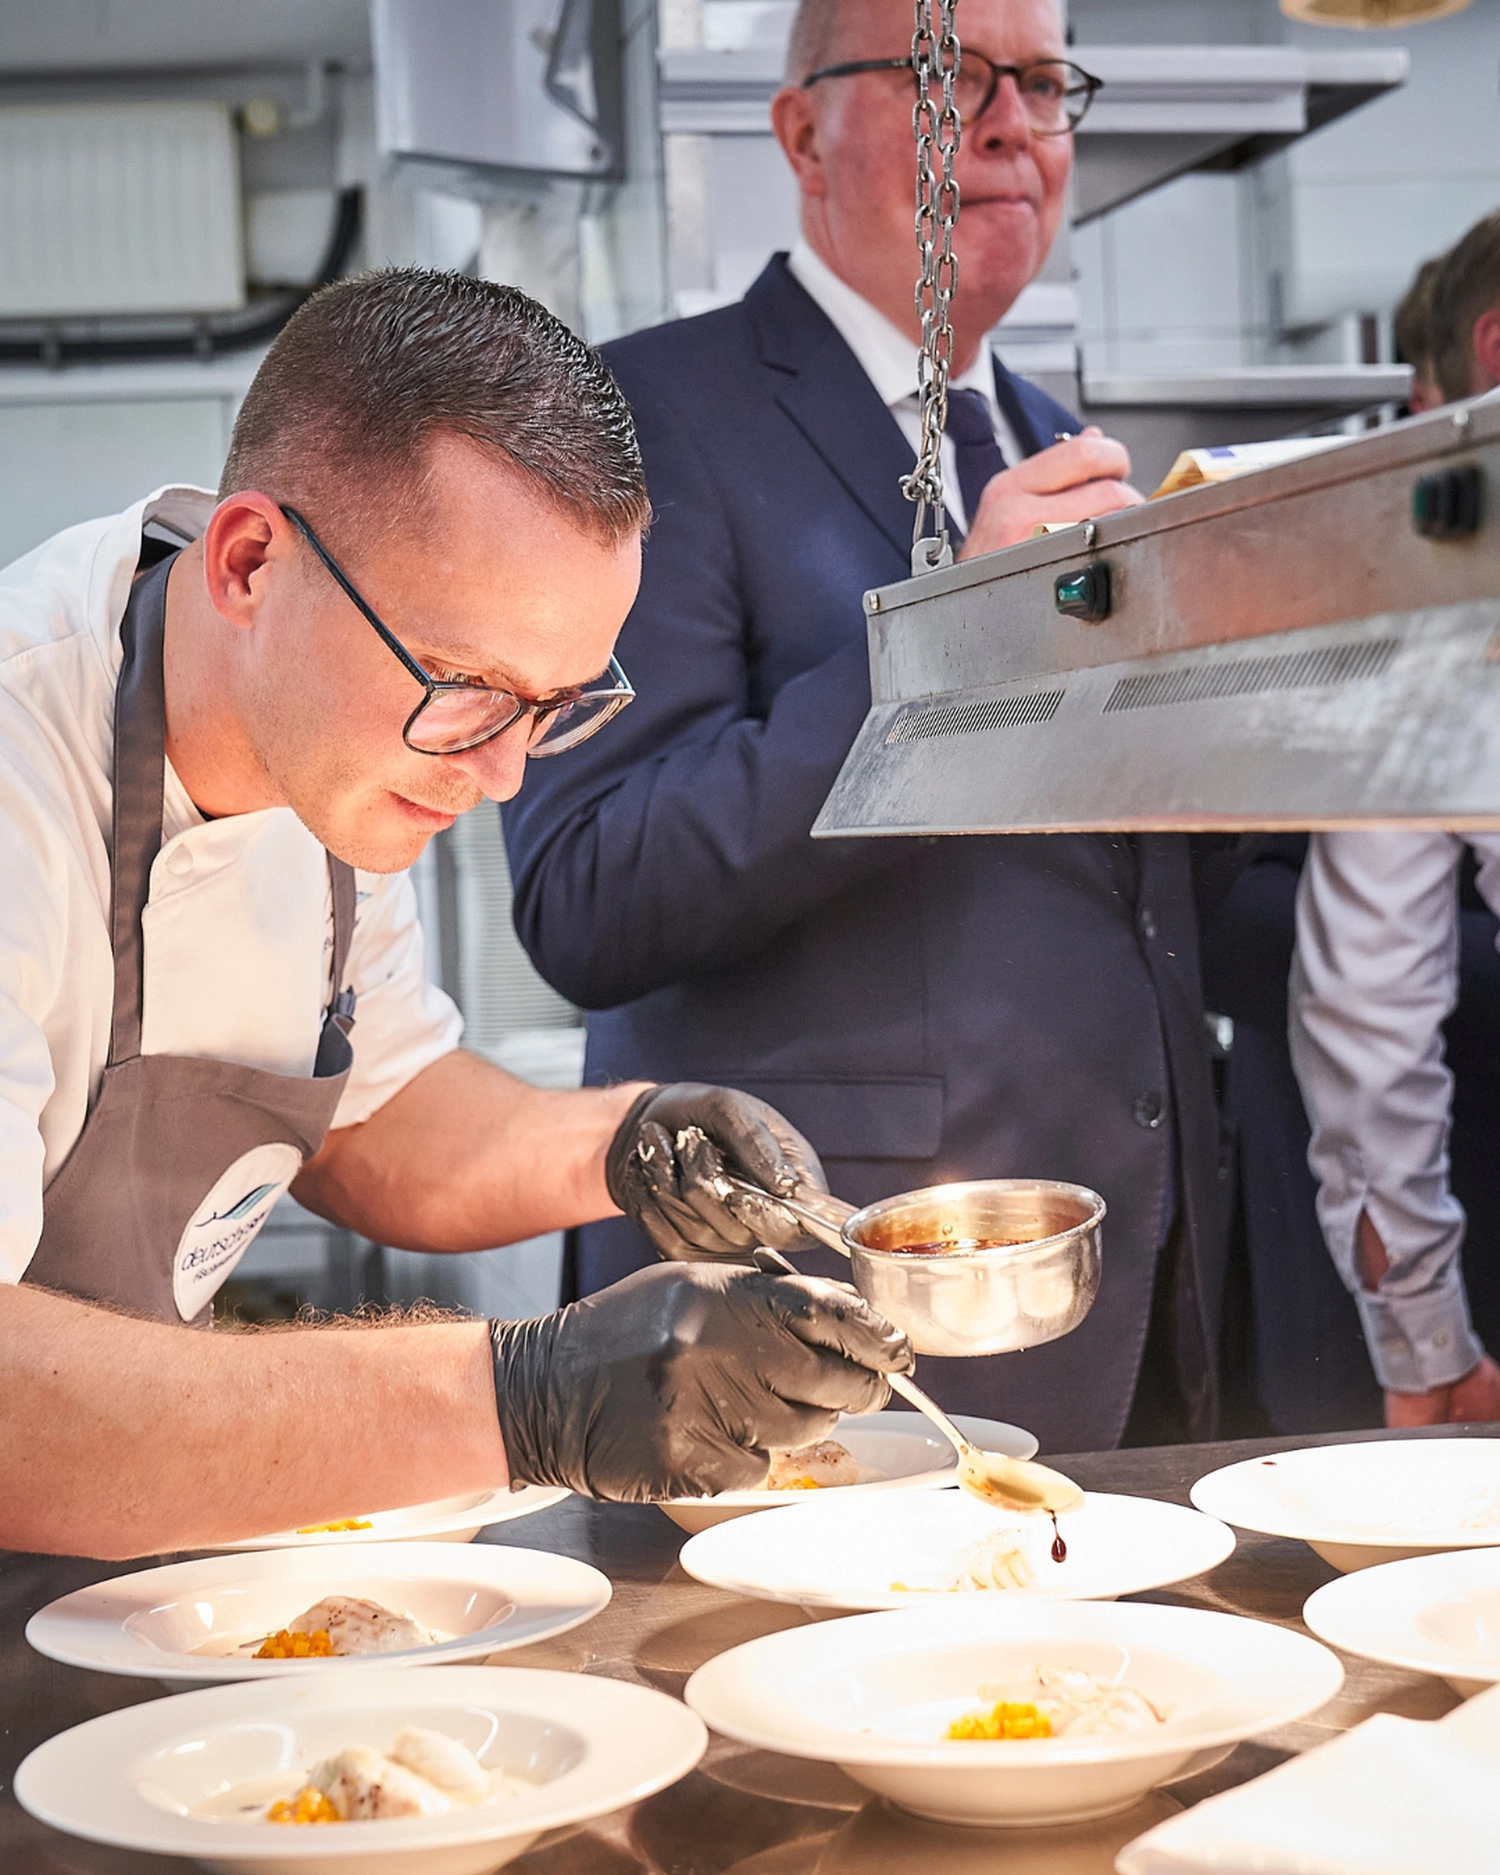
[489,1081,911,1504]
[604,1081,834,1260]
[594,1081,1094,1516]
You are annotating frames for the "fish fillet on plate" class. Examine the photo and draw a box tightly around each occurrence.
[659,1410,1037,1535]
[685,1600,1341,1827]
[15,1667,708,1875]
[291,1597,432,1655]
[26,1543,611,1685]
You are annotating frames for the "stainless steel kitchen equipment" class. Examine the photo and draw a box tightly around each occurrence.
[374,0,624,182]
[814,397,1500,837]
[729,1175,1104,1360]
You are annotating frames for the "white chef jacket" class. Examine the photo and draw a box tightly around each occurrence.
[1289,830,1500,1391]
[787,239,1026,532]
[0,487,464,1285]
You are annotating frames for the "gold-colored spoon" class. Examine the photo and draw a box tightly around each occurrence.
[886,1370,1085,1516]
[739,1235,1083,1518]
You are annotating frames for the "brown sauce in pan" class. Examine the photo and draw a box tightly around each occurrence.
[885,1237,1031,1256]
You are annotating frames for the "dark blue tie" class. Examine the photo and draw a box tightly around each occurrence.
[944,385,1008,529]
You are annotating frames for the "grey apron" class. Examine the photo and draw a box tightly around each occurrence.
[24,551,357,1326]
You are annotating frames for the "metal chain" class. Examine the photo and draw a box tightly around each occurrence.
[901,0,961,574]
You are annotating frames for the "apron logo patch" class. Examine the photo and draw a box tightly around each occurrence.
[172,1142,304,1321]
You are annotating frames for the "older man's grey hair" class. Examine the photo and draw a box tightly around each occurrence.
[785,0,851,85]
[786,0,1065,86]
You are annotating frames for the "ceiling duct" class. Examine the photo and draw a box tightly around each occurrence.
[814,400,1500,838]
[373,0,623,182]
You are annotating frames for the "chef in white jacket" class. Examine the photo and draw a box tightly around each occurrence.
[0,268,908,1560]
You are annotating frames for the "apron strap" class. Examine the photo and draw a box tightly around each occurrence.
[109,551,360,1066]
[327,855,357,1032]
[108,557,175,1066]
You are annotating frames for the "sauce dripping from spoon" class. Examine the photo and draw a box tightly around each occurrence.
[1048,1510,1067,1564]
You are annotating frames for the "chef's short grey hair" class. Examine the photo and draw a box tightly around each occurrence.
[785,0,847,84]
[220,268,650,546]
[786,0,1064,86]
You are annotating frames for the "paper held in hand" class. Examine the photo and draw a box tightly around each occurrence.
[1150,434,1352,499]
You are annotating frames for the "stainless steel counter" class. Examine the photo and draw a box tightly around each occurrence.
[3,1424,1491,1875]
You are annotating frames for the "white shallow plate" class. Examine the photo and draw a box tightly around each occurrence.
[1304,1545,1500,1697]
[197,1487,569,1552]
[26,1542,612,1686]
[685,1598,1342,1827]
[15,1665,707,1875]
[659,1412,1038,1534]
[1190,1439,1500,1572]
[678,1488,1235,1612]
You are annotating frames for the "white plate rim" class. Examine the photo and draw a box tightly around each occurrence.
[677,1490,1237,1610]
[660,1412,1037,1510]
[14,1665,707,1859]
[1302,1546,1500,1683]
[194,1484,570,1552]
[1189,1440,1500,1548]
[683,1599,1344,1767]
[24,1542,612,1681]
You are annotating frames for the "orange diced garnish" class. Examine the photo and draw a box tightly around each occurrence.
[267,1786,341,1824]
[947,1701,1052,1741]
[253,1628,335,1660]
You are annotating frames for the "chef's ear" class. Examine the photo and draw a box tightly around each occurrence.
[1473,308,1500,398]
[201,493,287,629]
[770,84,829,202]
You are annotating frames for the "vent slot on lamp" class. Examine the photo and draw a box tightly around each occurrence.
[1103,639,1398,715]
[886,689,1065,745]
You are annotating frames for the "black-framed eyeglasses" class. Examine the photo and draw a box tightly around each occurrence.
[802,54,1102,136]
[283,506,635,759]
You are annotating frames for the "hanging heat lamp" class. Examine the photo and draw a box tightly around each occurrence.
[1280,0,1470,24]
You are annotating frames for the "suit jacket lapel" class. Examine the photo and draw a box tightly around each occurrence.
[745,258,919,562]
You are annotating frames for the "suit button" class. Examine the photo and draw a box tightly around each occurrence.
[1132,1091,1165,1130]
[1138,907,1157,941]
[166,845,194,877]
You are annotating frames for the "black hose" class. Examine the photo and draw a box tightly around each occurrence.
[0,186,363,368]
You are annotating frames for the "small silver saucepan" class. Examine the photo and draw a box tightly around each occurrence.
[727,1176,1104,1359]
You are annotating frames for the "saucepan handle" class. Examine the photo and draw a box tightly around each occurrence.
[722,1174,857,1259]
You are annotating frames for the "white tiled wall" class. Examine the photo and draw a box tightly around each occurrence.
[1073,0,1500,371]
[1279,7,1500,328]
[0,369,251,568]
[1074,170,1248,374]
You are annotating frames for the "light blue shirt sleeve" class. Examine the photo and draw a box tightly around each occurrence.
[1289,830,1491,1393]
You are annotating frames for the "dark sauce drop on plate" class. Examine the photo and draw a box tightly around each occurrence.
[1048,1511,1067,1564]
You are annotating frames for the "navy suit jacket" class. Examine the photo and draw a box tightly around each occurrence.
[503,256,1229,1451]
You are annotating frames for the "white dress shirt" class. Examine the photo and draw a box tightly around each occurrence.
[0,488,463,1283]
[1289,830,1500,1391]
[787,239,1026,531]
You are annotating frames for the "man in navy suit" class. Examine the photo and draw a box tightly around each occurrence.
[503,0,1231,1451]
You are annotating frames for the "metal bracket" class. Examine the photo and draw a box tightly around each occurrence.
[912,533,955,577]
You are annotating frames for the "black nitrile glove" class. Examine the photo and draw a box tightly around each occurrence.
[491,1261,912,1501]
[606,1082,829,1260]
